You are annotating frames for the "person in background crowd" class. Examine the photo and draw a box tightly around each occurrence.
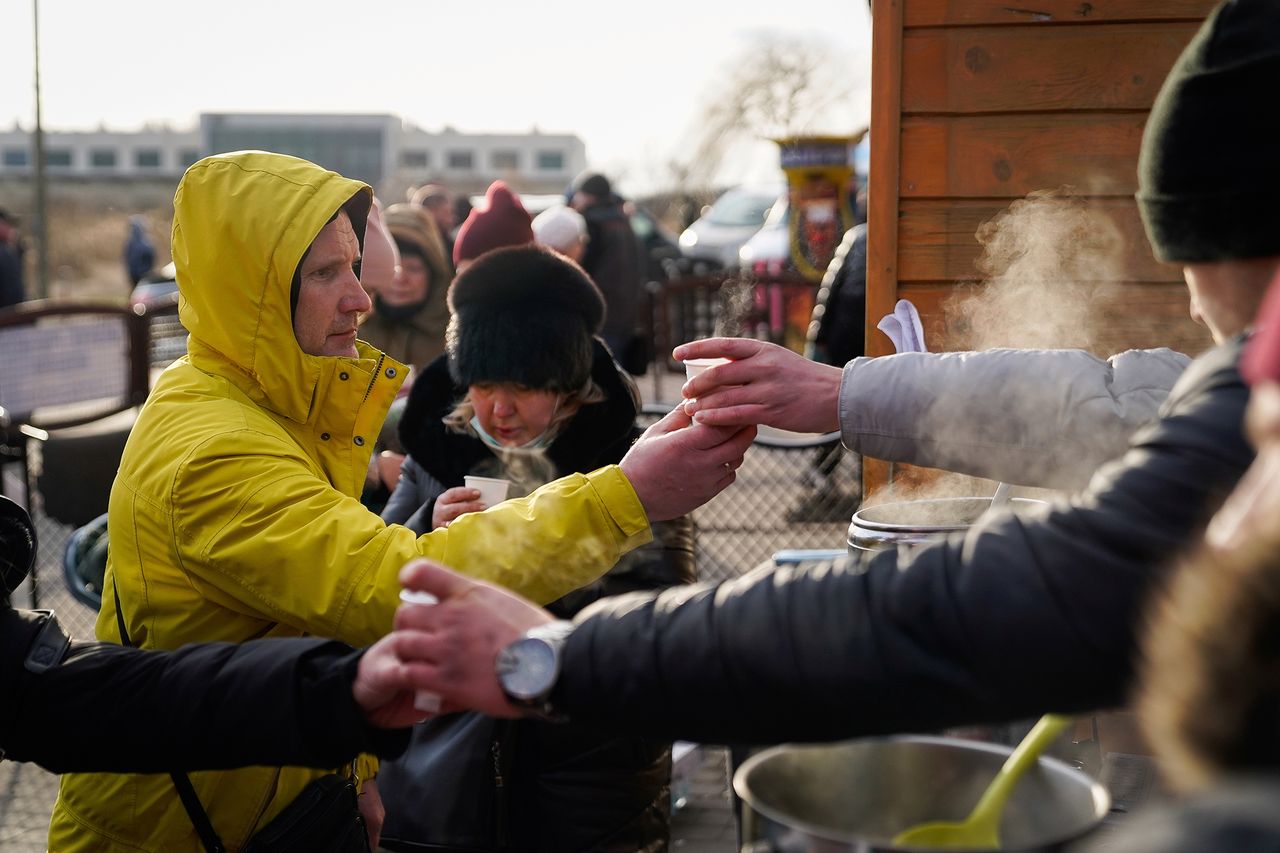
[380,0,1279,756]
[1082,275,1280,852]
[0,495,441,774]
[0,209,24,309]
[356,198,397,303]
[807,224,867,372]
[409,183,456,269]
[379,245,694,852]
[355,200,441,513]
[452,180,534,273]
[569,171,646,372]
[531,204,589,264]
[451,194,473,243]
[49,151,753,853]
[123,215,156,289]
[358,202,452,372]
[790,222,870,523]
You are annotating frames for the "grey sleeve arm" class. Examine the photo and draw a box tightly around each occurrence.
[838,347,1192,490]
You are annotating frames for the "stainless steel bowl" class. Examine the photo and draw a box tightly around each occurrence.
[735,736,1110,852]
[848,497,1046,553]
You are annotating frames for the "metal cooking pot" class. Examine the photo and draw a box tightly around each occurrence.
[735,736,1109,852]
[848,497,1047,553]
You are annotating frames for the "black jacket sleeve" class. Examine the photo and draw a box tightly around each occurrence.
[1,608,409,773]
[553,340,1253,745]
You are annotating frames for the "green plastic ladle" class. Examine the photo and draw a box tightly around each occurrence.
[891,714,1073,851]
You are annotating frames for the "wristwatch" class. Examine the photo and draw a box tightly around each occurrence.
[495,620,575,719]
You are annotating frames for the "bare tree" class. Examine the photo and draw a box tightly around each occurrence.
[670,34,865,197]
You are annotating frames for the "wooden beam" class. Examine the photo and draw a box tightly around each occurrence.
[902,23,1201,113]
[865,0,907,494]
[904,0,1219,28]
[900,112,1148,198]
[897,198,1180,283]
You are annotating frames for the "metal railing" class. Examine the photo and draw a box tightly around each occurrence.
[644,270,815,375]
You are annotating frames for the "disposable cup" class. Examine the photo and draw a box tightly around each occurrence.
[684,357,731,382]
[464,475,511,507]
[398,588,442,713]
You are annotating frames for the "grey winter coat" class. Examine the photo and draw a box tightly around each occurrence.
[840,347,1192,490]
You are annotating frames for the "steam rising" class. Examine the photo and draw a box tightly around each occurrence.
[473,448,559,500]
[944,189,1125,354]
[864,470,994,510]
[866,189,1135,510]
[717,277,757,337]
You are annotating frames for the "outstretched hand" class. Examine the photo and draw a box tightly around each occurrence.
[387,559,557,718]
[619,404,756,521]
[353,629,449,728]
[675,338,844,435]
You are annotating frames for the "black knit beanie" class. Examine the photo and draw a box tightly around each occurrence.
[446,244,605,392]
[1137,0,1280,263]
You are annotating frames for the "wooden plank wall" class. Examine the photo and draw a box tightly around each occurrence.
[864,0,1218,493]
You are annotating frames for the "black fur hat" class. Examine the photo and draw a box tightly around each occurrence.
[446,244,606,392]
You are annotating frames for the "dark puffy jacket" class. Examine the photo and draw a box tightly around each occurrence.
[808,224,867,368]
[0,608,407,774]
[552,337,1252,745]
[380,341,695,852]
[579,202,643,357]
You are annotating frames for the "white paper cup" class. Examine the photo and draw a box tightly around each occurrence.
[399,589,439,607]
[398,588,442,713]
[464,475,511,507]
[683,357,731,382]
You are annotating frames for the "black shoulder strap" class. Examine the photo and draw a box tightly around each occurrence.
[112,576,227,853]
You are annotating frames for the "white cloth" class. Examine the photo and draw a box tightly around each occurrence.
[876,299,928,354]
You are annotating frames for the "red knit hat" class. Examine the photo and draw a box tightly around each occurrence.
[1242,270,1280,386]
[452,181,534,267]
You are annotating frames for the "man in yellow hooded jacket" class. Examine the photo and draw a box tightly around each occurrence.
[48,151,754,852]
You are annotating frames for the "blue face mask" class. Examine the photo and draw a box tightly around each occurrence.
[470,416,554,451]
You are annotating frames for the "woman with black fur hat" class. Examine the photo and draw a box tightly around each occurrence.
[378,244,694,852]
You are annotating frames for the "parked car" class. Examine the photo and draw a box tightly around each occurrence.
[738,196,793,276]
[127,277,178,314]
[127,263,186,365]
[679,183,784,270]
[627,203,683,282]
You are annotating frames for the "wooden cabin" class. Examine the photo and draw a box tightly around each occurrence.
[864,0,1221,491]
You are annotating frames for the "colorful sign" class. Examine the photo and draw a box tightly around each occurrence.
[775,135,863,282]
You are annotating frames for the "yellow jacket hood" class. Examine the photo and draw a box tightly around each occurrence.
[173,150,373,423]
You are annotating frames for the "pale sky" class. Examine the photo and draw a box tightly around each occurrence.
[3,0,872,195]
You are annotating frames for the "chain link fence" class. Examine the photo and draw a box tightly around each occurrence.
[638,403,859,582]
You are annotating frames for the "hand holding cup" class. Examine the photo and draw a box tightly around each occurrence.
[464,475,511,508]
[397,588,443,713]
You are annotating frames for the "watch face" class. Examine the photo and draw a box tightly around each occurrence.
[497,637,558,701]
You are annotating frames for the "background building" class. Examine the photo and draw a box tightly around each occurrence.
[0,113,587,198]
